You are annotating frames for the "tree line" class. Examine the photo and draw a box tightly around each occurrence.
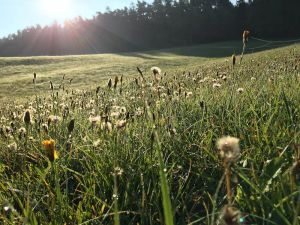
[0,0,299,56]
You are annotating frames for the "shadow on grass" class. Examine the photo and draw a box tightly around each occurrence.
[120,39,300,59]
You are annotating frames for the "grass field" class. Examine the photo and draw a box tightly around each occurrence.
[0,39,294,101]
[0,40,299,224]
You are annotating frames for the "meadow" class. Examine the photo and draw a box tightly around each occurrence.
[0,40,299,224]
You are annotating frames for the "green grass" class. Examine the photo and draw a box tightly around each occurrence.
[0,39,294,101]
[0,41,299,224]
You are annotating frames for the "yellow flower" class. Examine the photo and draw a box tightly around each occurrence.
[42,139,59,161]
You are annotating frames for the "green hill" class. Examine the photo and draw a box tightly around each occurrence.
[0,41,299,224]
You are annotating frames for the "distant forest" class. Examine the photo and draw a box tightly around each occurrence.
[0,0,299,56]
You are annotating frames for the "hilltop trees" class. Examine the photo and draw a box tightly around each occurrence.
[0,0,299,56]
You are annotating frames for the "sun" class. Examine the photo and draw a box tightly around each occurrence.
[40,0,72,21]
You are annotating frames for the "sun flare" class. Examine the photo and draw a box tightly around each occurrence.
[40,0,72,20]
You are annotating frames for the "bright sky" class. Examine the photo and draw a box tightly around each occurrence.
[0,0,236,38]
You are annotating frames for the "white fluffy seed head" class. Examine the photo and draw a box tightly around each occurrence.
[217,136,241,163]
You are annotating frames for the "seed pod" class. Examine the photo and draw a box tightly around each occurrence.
[68,119,75,133]
[232,54,236,67]
[114,76,119,89]
[108,79,112,89]
[49,81,54,91]
[23,110,31,125]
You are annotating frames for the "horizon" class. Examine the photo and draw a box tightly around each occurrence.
[0,0,237,39]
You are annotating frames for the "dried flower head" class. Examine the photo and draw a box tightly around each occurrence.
[115,120,127,130]
[213,83,222,88]
[23,110,31,125]
[243,30,250,44]
[232,54,236,67]
[18,127,27,138]
[93,139,101,147]
[48,115,61,124]
[114,167,124,176]
[7,142,17,151]
[42,123,48,133]
[68,119,75,133]
[236,88,244,93]
[101,121,113,132]
[42,139,58,161]
[151,66,161,76]
[219,204,242,225]
[89,116,101,127]
[108,78,112,89]
[217,136,241,163]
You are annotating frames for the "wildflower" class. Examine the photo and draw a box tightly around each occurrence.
[48,115,61,124]
[93,139,101,147]
[169,128,177,136]
[114,167,124,176]
[135,107,144,117]
[213,83,222,88]
[110,111,121,118]
[23,110,31,125]
[119,106,127,114]
[219,204,242,225]
[7,142,17,151]
[151,66,161,76]
[115,120,127,130]
[18,127,27,138]
[236,88,244,93]
[185,91,193,98]
[29,136,34,141]
[217,136,241,163]
[89,116,101,127]
[101,121,113,132]
[42,139,59,161]
[42,123,48,133]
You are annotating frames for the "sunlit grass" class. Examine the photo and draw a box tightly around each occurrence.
[0,42,299,224]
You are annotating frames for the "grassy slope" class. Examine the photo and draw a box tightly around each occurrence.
[0,40,293,101]
[0,41,299,224]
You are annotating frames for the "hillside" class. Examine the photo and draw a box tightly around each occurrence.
[0,41,299,224]
[0,40,297,101]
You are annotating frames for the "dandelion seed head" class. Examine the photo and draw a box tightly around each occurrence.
[237,88,244,93]
[151,66,161,75]
[219,204,242,225]
[213,83,222,88]
[48,115,61,124]
[115,120,127,130]
[217,136,241,163]
[7,142,17,151]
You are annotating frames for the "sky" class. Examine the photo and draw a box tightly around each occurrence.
[0,0,236,38]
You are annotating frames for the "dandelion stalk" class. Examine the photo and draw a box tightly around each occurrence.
[113,173,120,225]
[217,136,240,204]
[224,160,232,204]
